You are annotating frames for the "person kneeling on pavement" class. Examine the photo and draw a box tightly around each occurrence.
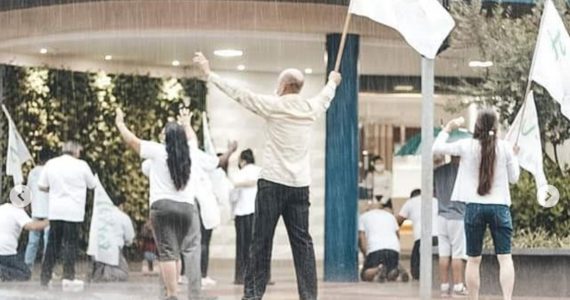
[89,194,135,282]
[0,202,49,282]
[359,198,408,282]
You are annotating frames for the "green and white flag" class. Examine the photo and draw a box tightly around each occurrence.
[506,92,548,197]
[2,105,32,185]
[529,0,570,119]
[87,176,120,266]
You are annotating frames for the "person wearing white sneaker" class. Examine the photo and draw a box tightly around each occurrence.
[39,141,97,287]
[62,278,84,292]
[433,111,520,300]
[434,155,468,298]
[194,52,341,300]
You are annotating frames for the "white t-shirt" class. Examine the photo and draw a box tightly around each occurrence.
[112,209,135,250]
[140,141,219,205]
[359,209,400,254]
[232,164,262,216]
[432,132,520,206]
[0,203,32,255]
[209,73,337,187]
[38,155,97,222]
[399,196,439,241]
[28,165,49,218]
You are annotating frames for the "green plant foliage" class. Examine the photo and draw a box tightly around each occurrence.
[448,0,570,241]
[510,161,570,239]
[449,0,570,153]
[0,65,207,255]
[484,228,570,249]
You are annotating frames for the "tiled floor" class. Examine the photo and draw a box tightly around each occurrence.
[0,259,565,300]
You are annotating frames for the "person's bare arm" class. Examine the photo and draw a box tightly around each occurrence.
[396,215,406,227]
[218,141,238,169]
[178,108,197,142]
[358,231,367,257]
[115,108,141,154]
[233,179,258,189]
[24,219,49,231]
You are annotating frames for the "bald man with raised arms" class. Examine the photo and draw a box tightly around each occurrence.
[194,53,341,300]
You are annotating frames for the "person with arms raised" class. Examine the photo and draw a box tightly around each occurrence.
[433,110,520,300]
[115,108,231,300]
[194,52,341,300]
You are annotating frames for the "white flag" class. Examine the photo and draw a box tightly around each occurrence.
[2,105,32,185]
[202,111,216,155]
[506,92,548,192]
[529,0,570,120]
[87,176,120,266]
[349,0,455,59]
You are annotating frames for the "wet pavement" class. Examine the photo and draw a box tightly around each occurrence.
[0,259,565,300]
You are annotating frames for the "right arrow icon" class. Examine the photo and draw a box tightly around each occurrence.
[538,185,560,208]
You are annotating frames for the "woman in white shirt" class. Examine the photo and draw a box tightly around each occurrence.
[115,108,220,300]
[231,149,261,284]
[433,109,520,300]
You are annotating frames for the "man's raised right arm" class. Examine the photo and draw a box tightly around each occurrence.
[194,52,275,118]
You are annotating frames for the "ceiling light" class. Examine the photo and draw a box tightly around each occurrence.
[394,85,414,92]
[172,60,180,66]
[214,49,243,58]
[237,65,246,71]
[304,68,313,74]
[104,55,113,61]
[40,48,48,54]
[468,60,493,68]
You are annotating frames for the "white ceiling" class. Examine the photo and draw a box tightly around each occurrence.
[0,30,479,77]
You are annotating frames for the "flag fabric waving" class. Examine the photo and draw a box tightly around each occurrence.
[202,111,217,156]
[348,0,455,59]
[2,105,32,185]
[529,0,570,120]
[87,176,121,266]
[506,92,548,195]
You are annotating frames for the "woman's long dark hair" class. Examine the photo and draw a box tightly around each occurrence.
[473,109,498,196]
[164,122,191,191]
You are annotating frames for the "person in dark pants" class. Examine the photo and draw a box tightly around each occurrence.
[233,214,253,284]
[39,141,97,288]
[358,198,404,283]
[397,189,439,280]
[231,149,261,284]
[0,203,49,282]
[193,53,341,300]
[200,218,213,280]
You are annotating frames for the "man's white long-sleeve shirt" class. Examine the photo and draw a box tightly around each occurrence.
[208,73,337,187]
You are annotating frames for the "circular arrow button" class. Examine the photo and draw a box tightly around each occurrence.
[537,185,560,208]
[9,185,32,208]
